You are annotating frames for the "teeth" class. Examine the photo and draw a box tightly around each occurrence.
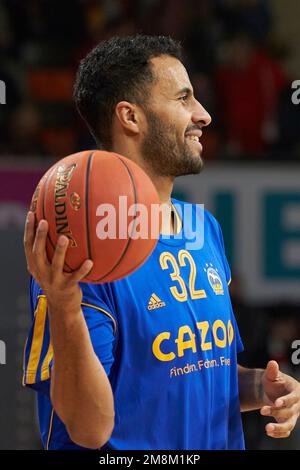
[186,135,199,142]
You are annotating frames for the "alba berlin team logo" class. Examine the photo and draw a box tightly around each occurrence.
[204,263,224,295]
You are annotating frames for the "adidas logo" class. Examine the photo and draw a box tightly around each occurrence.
[147,293,166,310]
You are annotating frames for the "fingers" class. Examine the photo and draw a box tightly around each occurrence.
[261,394,299,438]
[69,259,93,284]
[51,235,70,272]
[265,360,280,382]
[265,419,296,438]
[266,392,298,412]
[24,211,35,247]
[32,219,50,270]
[51,233,93,282]
[52,237,93,283]
[24,211,35,271]
[25,212,50,276]
[261,403,297,421]
[24,210,93,286]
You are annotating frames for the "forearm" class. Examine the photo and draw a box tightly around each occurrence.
[238,365,265,412]
[48,305,115,448]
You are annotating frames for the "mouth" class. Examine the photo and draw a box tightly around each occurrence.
[185,133,203,152]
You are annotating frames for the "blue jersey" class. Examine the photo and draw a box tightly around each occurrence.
[23,199,245,450]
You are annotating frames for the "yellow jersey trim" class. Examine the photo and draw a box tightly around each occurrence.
[227,278,232,286]
[81,302,117,335]
[171,202,182,234]
[25,295,48,385]
[46,408,55,450]
[22,336,29,387]
[23,296,116,387]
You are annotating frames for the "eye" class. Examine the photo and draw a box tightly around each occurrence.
[179,94,188,102]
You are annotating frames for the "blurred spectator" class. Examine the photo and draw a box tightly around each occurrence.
[140,0,187,38]
[76,0,137,62]
[1,103,47,157]
[5,0,86,51]
[216,0,272,44]
[190,72,221,160]
[215,32,287,158]
[0,1,12,53]
[184,0,221,75]
[0,0,299,161]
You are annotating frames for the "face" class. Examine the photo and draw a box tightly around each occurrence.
[140,55,211,177]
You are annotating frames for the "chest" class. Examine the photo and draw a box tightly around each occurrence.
[112,244,234,361]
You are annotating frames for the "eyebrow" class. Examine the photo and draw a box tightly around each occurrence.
[175,87,194,97]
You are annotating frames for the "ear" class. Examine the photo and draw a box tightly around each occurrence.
[115,101,141,135]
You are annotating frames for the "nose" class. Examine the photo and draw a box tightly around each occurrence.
[192,100,212,128]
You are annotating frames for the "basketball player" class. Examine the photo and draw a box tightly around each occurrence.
[23,36,300,450]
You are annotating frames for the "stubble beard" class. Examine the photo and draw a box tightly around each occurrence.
[141,109,204,178]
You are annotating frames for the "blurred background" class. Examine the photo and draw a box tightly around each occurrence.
[0,0,299,450]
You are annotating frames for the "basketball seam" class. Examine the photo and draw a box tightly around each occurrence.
[85,155,138,283]
[85,152,94,261]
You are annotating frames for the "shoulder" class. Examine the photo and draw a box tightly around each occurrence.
[79,280,117,325]
[204,208,222,234]
[30,276,45,311]
[172,197,221,232]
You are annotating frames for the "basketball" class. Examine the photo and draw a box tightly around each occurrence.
[30,150,161,283]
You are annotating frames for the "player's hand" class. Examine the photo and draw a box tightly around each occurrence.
[24,211,93,315]
[260,360,300,438]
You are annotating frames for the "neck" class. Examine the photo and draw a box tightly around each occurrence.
[144,168,174,204]
[111,142,176,234]
[140,164,177,235]
[111,142,174,203]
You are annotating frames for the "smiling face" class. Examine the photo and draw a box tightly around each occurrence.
[140,55,211,177]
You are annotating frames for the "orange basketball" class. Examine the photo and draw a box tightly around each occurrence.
[30,150,161,283]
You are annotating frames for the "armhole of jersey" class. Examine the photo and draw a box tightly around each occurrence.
[23,296,117,387]
[215,218,232,286]
[81,302,117,336]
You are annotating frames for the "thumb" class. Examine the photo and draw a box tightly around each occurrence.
[264,360,280,382]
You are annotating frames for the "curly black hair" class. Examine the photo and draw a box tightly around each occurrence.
[73,35,182,149]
